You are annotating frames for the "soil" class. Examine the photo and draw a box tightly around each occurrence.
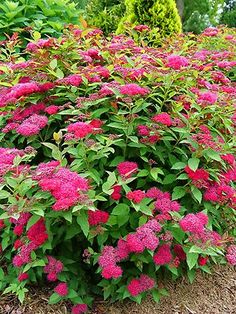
[0,265,235,314]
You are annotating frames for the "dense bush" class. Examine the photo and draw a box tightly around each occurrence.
[117,0,182,44]
[0,26,235,313]
[85,0,125,35]
[0,0,81,42]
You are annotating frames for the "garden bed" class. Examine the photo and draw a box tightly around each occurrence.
[0,265,235,314]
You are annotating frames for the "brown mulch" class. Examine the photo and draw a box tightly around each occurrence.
[0,265,235,314]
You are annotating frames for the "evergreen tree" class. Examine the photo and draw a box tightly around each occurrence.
[117,0,182,43]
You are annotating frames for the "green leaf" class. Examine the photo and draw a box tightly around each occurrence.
[152,289,160,303]
[112,204,130,216]
[49,58,57,70]
[186,252,198,270]
[171,162,186,170]
[187,269,196,283]
[77,210,89,237]
[204,149,221,161]
[163,174,176,185]
[188,158,200,171]
[49,292,61,304]
[0,190,10,199]
[191,186,202,203]
[172,186,186,200]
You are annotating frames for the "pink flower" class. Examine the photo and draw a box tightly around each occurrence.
[126,234,145,253]
[126,190,145,203]
[221,154,235,166]
[167,55,188,70]
[179,213,208,234]
[153,244,172,265]
[27,218,48,247]
[13,225,24,236]
[14,239,23,250]
[173,244,186,261]
[116,239,130,260]
[117,161,138,178]
[127,278,141,296]
[67,122,93,139]
[111,185,122,201]
[198,256,208,266]
[16,123,40,136]
[226,245,236,266]
[119,83,149,96]
[72,304,88,314]
[198,92,218,105]
[127,274,155,296]
[101,265,123,279]
[134,25,150,32]
[155,198,180,214]
[88,210,109,226]
[152,113,172,126]
[18,273,29,282]
[44,105,59,115]
[54,282,68,296]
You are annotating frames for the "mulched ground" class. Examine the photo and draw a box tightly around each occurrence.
[0,265,235,314]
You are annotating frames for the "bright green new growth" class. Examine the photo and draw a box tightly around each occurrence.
[117,0,182,44]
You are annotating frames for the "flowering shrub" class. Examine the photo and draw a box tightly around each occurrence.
[0,25,235,312]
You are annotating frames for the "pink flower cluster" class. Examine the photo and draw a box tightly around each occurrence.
[0,148,25,177]
[16,114,48,136]
[44,256,64,281]
[126,190,146,203]
[0,82,40,108]
[88,210,109,226]
[185,166,209,188]
[146,187,180,214]
[67,122,94,140]
[152,113,173,126]
[54,282,68,297]
[179,212,208,234]
[72,304,88,314]
[119,83,149,96]
[111,185,122,201]
[99,220,161,279]
[226,245,236,266]
[117,161,138,178]
[166,55,189,70]
[127,274,155,296]
[198,92,218,105]
[35,162,89,210]
[153,244,172,265]
[12,218,48,268]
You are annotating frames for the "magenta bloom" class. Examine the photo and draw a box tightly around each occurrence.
[54,282,68,296]
[226,245,236,266]
[198,92,218,105]
[88,210,109,226]
[126,190,146,203]
[117,161,138,178]
[128,274,155,297]
[72,304,88,314]
[167,55,188,70]
[153,244,172,265]
[152,113,173,126]
[119,83,149,96]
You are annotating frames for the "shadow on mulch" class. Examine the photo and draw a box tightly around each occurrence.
[0,265,235,314]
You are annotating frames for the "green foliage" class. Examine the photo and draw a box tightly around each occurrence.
[183,0,224,34]
[85,0,125,35]
[220,0,236,27]
[117,0,182,44]
[0,0,81,41]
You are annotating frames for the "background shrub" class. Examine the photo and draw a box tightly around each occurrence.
[0,0,81,42]
[117,0,182,44]
[0,26,235,311]
[85,0,125,35]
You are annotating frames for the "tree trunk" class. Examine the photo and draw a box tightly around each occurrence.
[176,0,185,20]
